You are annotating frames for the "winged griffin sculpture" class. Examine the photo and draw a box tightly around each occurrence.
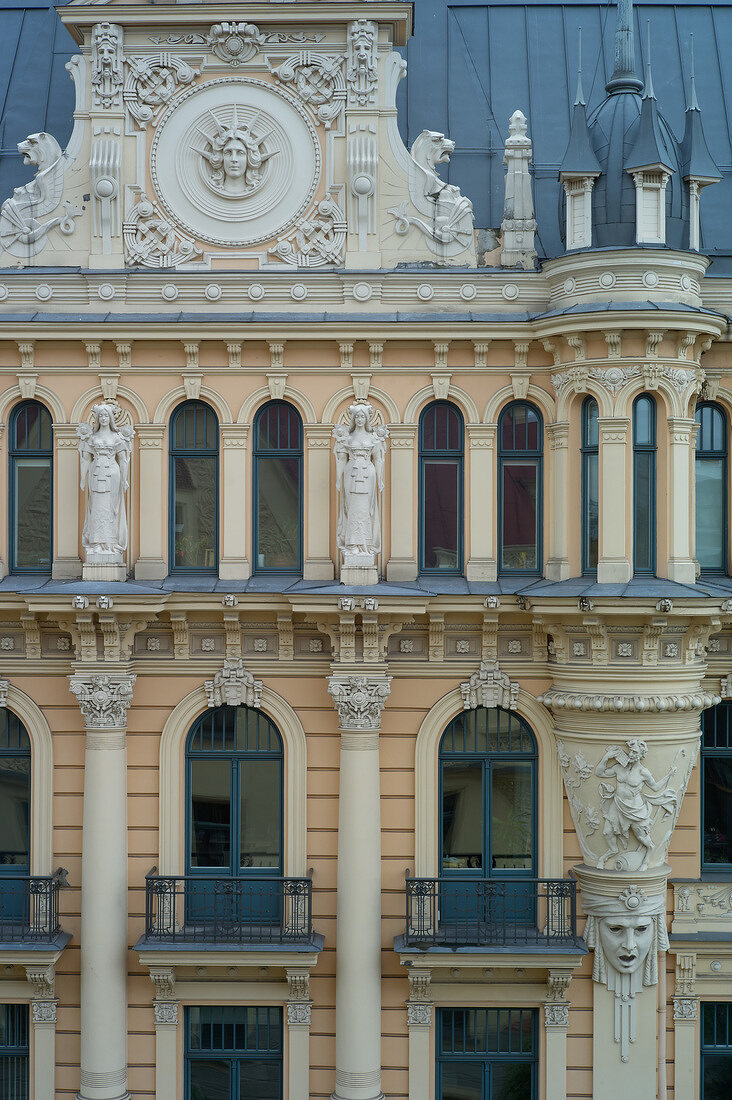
[0,133,82,257]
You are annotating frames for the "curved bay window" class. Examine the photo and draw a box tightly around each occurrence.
[498,402,542,573]
[0,710,30,922]
[186,705,283,922]
[581,397,599,573]
[9,401,52,572]
[419,401,464,573]
[170,401,218,572]
[633,394,656,575]
[695,402,727,574]
[701,702,732,870]
[253,401,303,573]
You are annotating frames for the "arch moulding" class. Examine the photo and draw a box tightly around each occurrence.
[404,384,480,425]
[414,686,562,879]
[321,385,401,426]
[237,385,317,425]
[70,384,150,425]
[0,385,66,425]
[158,683,307,877]
[4,684,53,876]
[483,383,556,425]
[153,385,234,426]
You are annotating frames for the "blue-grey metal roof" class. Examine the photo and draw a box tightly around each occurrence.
[2,1,732,263]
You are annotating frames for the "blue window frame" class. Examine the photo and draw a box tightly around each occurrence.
[419,401,464,574]
[0,710,31,923]
[253,402,303,574]
[0,1004,28,1100]
[632,395,656,575]
[169,401,218,573]
[701,702,732,872]
[581,397,599,573]
[9,401,52,573]
[498,402,542,574]
[701,1002,732,1100]
[185,1005,282,1100]
[695,403,727,574]
[437,1007,537,1100]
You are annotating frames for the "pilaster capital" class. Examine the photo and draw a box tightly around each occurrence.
[136,424,166,448]
[68,672,136,729]
[667,417,696,444]
[287,1001,312,1027]
[305,424,333,448]
[672,997,698,1021]
[546,421,570,449]
[154,1001,179,1026]
[328,672,391,730]
[220,424,250,448]
[407,1002,433,1027]
[31,1000,58,1025]
[54,423,82,447]
[389,424,417,448]
[466,424,497,449]
[543,1002,569,1029]
[598,416,630,443]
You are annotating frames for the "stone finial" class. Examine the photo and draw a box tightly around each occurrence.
[500,111,537,270]
[328,674,391,730]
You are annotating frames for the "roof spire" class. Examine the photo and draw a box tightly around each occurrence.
[688,32,699,110]
[605,0,643,94]
[680,32,722,184]
[575,27,585,106]
[643,21,655,99]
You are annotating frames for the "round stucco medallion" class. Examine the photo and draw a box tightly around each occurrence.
[291,284,307,301]
[150,77,321,247]
[97,283,115,300]
[460,283,477,301]
[502,283,519,301]
[417,283,434,301]
[35,284,53,301]
[0,285,9,301]
[352,282,372,302]
[599,271,616,289]
[643,270,659,288]
[563,277,576,294]
[161,284,179,301]
[205,283,223,301]
[248,283,265,301]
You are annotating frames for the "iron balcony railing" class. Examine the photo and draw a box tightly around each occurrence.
[0,869,67,943]
[144,869,314,945]
[404,875,579,948]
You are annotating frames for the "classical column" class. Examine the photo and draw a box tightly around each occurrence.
[69,672,136,1100]
[386,425,417,581]
[544,970,572,1100]
[597,417,631,583]
[287,969,313,1100]
[545,422,570,581]
[466,424,497,581]
[666,418,696,584]
[304,425,335,580]
[328,672,391,1100]
[53,425,82,579]
[220,425,251,580]
[26,966,58,1100]
[406,970,432,1100]
[134,425,166,581]
[150,969,178,1100]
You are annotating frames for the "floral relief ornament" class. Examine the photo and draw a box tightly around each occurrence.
[328,674,392,731]
[208,22,264,65]
[69,674,136,729]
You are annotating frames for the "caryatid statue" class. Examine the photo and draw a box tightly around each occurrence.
[77,404,134,576]
[333,403,388,584]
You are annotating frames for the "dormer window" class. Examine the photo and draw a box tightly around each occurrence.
[631,169,671,244]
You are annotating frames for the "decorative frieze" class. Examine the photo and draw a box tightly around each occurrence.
[204,659,262,709]
[539,688,719,712]
[460,660,519,711]
[69,674,136,728]
[328,674,391,730]
[672,880,732,936]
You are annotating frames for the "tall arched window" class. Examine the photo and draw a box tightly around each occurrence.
[9,401,52,573]
[253,402,302,573]
[0,710,31,921]
[633,394,656,575]
[701,701,732,870]
[498,402,542,573]
[186,705,283,920]
[419,401,464,573]
[695,402,727,574]
[582,397,600,573]
[170,401,218,572]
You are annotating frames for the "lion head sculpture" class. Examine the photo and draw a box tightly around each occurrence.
[410,130,456,177]
[17,133,62,172]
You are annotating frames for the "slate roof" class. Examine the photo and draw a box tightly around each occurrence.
[2,0,732,265]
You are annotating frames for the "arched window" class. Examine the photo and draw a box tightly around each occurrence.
[633,395,656,575]
[186,705,283,920]
[253,402,303,573]
[582,397,600,573]
[419,401,464,573]
[0,710,31,922]
[9,401,52,572]
[170,401,218,572]
[695,402,727,574]
[498,402,542,573]
[701,702,732,870]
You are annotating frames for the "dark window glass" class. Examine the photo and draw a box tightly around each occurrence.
[186,1007,282,1100]
[170,402,218,572]
[419,402,464,573]
[438,1008,536,1100]
[582,397,599,572]
[695,403,727,573]
[498,403,542,573]
[254,403,302,572]
[10,402,52,572]
[702,1003,732,1100]
[702,703,732,869]
[633,395,656,575]
[0,1004,28,1100]
[0,711,30,869]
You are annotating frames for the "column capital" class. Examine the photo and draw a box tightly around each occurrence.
[407,1002,433,1027]
[598,416,630,443]
[304,424,333,447]
[154,1001,179,1027]
[31,1000,58,1025]
[466,423,497,448]
[543,1002,569,1029]
[388,424,417,447]
[667,416,696,443]
[136,423,166,448]
[673,997,698,1021]
[328,672,391,730]
[287,1001,312,1027]
[69,672,136,729]
[546,421,570,449]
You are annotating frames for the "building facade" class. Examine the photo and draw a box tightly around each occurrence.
[0,0,731,1098]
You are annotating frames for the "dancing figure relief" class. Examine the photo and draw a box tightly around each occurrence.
[595,739,678,870]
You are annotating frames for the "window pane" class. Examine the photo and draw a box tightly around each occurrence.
[13,459,51,569]
[239,1060,280,1100]
[239,760,281,869]
[442,762,483,870]
[190,760,231,868]
[704,757,732,866]
[696,459,725,571]
[491,1062,532,1100]
[189,1060,230,1100]
[423,461,460,570]
[0,756,29,866]
[491,763,533,870]
[440,1062,482,1100]
[634,452,654,572]
[174,456,217,569]
[584,399,599,447]
[501,463,538,570]
[634,397,654,444]
[583,452,599,570]
[256,457,300,570]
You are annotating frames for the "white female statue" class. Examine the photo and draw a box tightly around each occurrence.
[77,404,134,576]
[333,403,388,583]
